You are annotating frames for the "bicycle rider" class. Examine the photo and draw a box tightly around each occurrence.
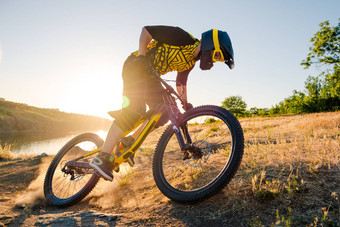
[90,26,235,181]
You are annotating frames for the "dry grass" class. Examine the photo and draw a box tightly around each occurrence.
[0,141,15,160]
[240,111,339,169]
[0,140,34,161]
[86,111,340,225]
[233,111,340,225]
[134,111,340,225]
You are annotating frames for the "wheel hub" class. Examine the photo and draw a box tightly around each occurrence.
[185,140,211,168]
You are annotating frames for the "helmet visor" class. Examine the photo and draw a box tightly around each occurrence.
[226,58,234,69]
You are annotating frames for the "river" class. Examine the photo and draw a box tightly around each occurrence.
[0,130,108,155]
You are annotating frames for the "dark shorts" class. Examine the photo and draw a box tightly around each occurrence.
[113,55,168,131]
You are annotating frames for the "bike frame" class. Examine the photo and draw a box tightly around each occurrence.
[68,75,191,172]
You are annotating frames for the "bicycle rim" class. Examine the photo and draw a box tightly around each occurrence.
[158,108,238,194]
[46,134,102,204]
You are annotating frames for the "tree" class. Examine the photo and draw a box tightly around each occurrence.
[249,107,258,116]
[301,19,340,98]
[301,20,339,68]
[257,108,269,116]
[221,96,247,117]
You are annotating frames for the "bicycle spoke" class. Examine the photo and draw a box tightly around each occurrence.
[50,139,100,200]
[161,113,234,192]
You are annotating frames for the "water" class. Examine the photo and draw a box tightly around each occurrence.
[0,130,108,156]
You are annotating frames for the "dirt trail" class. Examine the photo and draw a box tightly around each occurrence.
[4,153,338,226]
[0,154,238,226]
[0,155,124,226]
[0,154,45,226]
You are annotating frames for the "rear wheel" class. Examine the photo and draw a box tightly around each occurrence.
[153,105,244,202]
[44,133,103,207]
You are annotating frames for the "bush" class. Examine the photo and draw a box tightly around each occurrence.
[221,96,247,118]
[205,118,217,123]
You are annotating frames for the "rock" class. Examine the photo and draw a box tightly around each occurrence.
[15,204,26,209]
[39,153,48,157]
[0,215,15,226]
[0,215,12,221]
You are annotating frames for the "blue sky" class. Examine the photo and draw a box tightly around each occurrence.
[0,0,339,118]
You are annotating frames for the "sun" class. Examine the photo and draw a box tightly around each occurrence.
[59,68,124,118]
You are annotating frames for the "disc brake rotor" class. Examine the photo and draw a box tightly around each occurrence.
[185,140,211,168]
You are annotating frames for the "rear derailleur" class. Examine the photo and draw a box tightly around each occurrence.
[61,162,86,181]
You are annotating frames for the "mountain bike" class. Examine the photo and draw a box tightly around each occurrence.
[44,73,244,207]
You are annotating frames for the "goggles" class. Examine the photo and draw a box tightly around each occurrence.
[212,29,225,63]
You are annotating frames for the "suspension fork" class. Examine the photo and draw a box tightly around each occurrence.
[161,85,194,151]
[167,105,191,150]
[176,122,204,159]
[163,93,186,150]
[181,123,192,145]
[172,125,186,150]
[173,123,196,155]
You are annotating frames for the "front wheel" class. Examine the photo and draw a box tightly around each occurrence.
[153,105,244,203]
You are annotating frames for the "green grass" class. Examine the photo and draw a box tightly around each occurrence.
[209,126,220,132]
[205,118,217,123]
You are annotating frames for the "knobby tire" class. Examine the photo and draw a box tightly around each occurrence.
[152,105,244,203]
[44,133,103,207]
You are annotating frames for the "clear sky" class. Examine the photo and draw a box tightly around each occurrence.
[0,0,339,118]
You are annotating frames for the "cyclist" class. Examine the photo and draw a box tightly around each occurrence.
[90,25,235,181]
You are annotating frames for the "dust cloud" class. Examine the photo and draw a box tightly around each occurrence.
[88,156,167,209]
[15,153,165,209]
[15,156,53,208]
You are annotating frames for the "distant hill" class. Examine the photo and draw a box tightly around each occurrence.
[0,99,111,133]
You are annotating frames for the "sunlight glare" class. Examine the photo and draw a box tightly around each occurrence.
[96,130,108,140]
[59,65,123,118]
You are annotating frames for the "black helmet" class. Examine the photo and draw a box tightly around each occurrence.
[200,29,234,70]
